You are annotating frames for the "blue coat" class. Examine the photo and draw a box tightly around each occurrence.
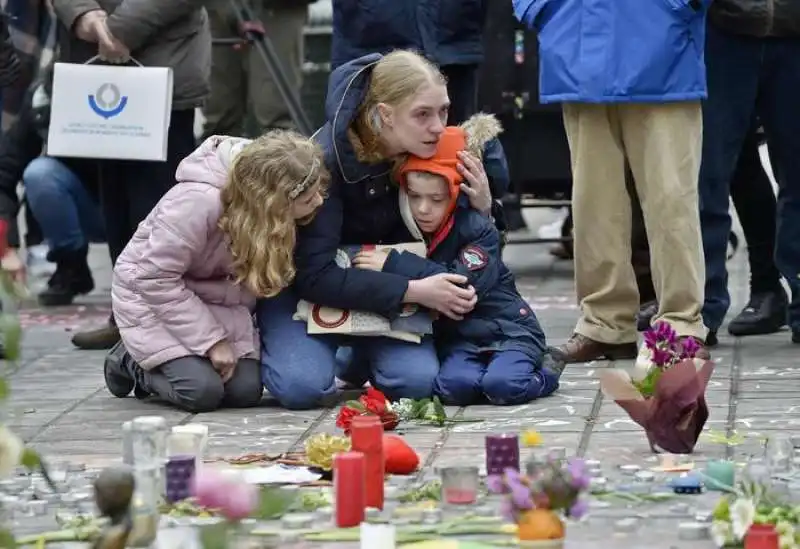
[331,0,487,69]
[296,54,510,318]
[513,0,712,103]
[383,207,547,364]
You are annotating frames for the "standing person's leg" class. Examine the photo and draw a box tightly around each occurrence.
[481,350,560,406]
[257,288,340,409]
[553,103,639,363]
[71,110,197,351]
[727,123,787,336]
[758,38,800,342]
[698,26,761,339]
[440,63,479,125]
[360,336,438,401]
[248,4,307,132]
[621,102,706,344]
[629,163,659,331]
[22,157,96,306]
[202,5,248,138]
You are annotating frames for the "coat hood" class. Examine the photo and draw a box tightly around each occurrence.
[175,135,253,188]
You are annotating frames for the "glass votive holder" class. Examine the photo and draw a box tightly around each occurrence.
[485,434,520,475]
[766,435,793,474]
[440,466,479,505]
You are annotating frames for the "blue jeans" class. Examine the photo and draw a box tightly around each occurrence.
[256,288,439,410]
[434,349,559,406]
[700,27,800,332]
[23,157,104,253]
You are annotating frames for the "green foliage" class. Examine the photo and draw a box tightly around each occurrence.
[632,367,663,397]
[252,486,297,520]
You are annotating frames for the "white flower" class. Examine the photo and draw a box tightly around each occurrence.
[730,498,756,540]
[779,534,796,549]
[0,425,23,478]
[389,398,414,420]
[632,343,654,381]
[711,520,733,548]
[776,522,796,549]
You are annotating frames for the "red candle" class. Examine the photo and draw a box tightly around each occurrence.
[333,452,365,527]
[745,524,779,549]
[350,415,385,510]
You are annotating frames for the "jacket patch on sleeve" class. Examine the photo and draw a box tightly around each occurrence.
[460,245,488,271]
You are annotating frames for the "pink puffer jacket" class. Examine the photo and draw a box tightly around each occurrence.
[111,136,258,370]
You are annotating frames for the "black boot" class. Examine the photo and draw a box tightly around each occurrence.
[727,288,788,337]
[104,340,149,399]
[636,301,658,332]
[38,247,94,307]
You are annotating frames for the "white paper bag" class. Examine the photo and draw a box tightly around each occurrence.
[47,60,173,161]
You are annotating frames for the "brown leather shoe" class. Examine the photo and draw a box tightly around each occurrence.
[551,334,638,364]
[71,321,120,350]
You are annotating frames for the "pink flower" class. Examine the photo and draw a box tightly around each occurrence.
[220,481,258,521]
[192,468,258,521]
[568,498,589,519]
[193,468,231,510]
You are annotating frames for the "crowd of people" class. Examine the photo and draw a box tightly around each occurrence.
[0,0,795,412]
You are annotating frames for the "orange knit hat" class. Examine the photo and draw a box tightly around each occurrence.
[397,126,466,216]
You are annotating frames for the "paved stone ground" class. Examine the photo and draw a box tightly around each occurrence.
[6,207,799,547]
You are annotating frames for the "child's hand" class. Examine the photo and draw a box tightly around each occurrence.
[353,250,388,271]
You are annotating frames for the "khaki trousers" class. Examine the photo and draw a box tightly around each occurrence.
[203,2,307,136]
[562,102,707,344]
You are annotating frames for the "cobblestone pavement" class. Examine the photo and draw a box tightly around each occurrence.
[5,208,798,547]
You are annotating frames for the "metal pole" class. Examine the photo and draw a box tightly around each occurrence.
[225,0,314,136]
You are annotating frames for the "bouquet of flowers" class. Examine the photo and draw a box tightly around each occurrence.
[335,388,401,435]
[711,477,799,548]
[598,321,714,453]
[486,458,590,541]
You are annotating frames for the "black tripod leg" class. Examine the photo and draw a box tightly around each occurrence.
[227,0,314,136]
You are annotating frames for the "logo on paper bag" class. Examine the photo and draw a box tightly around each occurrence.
[88,83,128,119]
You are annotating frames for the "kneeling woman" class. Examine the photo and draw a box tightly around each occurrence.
[104,132,328,413]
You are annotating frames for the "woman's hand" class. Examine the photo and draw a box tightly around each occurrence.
[1,249,25,285]
[405,273,478,320]
[457,150,492,216]
[352,250,389,271]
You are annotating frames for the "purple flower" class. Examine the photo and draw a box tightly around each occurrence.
[568,498,589,519]
[566,458,590,490]
[651,348,673,368]
[486,474,505,494]
[644,321,678,351]
[680,337,700,359]
[509,482,534,510]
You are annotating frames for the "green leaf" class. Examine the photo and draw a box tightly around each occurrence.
[344,400,366,412]
[198,522,229,549]
[253,486,296,520]
[0,315,20,363]
[0,527,16,548]
[20,448,41,470]
[432,396,447,421]
[410,398,430,419]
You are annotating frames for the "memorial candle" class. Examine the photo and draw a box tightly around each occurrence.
[350,415,385,510]
[485,434,520,475]
[333,452,365,528]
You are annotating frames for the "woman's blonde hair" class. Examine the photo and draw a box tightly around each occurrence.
[350,49,447,163]
[219,130,329,298]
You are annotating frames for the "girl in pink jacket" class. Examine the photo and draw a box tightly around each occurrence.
[104,131,328,413]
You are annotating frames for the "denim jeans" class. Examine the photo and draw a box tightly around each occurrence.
[22,157,104,253]
[700,26,800,332]
[256,288,439,410]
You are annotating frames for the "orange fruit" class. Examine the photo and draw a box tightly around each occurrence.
[517,509,565,540]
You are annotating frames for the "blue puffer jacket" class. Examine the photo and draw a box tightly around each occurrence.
[331,0,487,69]
[513,0,712,103]
[383,206,547,363]
[295,54,509,318]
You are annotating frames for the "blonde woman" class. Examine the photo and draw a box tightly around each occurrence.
[104,131,328,413]
[257,50,510,410]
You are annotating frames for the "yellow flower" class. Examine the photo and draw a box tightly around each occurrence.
[521,430,543,447]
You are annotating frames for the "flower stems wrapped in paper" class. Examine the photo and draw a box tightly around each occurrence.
[598,322,714,454]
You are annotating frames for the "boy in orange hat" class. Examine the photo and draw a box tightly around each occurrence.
[353,114,564,406]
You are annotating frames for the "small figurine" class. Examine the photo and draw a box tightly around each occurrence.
[670,473,704,495]
[92,466,136,549]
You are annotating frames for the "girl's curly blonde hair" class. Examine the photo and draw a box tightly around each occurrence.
[219,130,329,298]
